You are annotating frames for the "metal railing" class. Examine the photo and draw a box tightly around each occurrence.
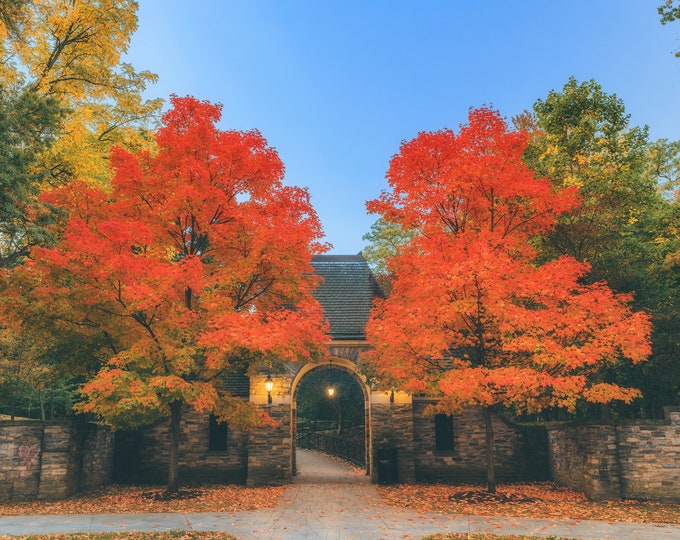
[297,431,365,467]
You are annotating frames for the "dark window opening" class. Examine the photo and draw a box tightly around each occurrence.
[434,413,454,451]
[208,414,228,451]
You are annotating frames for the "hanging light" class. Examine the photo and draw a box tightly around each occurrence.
[326,359,335,397]
[264,374,274,404]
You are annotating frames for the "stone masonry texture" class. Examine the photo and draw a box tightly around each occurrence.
[371,402,416,484]
[413,401,549,484]
[547,407,680,502]
[0,421,113,501]
[3,404,680,502]
[246,404,292,487]
[114,408,249,486]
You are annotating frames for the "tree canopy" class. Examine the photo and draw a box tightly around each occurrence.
[361,217,415,292]
[522,77,657,272]
[659,0,680,56]
[6,96,329,491]
[0,0,161,270]
[0,0,162,186]
[0,86,63,267]
[520,77,680,416]
[365,108,652,491]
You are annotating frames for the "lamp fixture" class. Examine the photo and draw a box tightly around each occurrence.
[264,374,274,404]
[326,358,336,398]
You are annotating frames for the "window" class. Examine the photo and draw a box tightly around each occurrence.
[208,414,228,451]
[434,413,454,451]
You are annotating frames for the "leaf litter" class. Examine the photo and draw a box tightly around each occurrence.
[0,485,286,516]
[378,482,680,524]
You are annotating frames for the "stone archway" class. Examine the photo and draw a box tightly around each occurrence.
[290,357,372,478]
[246,346,415,487]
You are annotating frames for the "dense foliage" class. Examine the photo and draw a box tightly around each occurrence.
[365,108,652,491]
[659,0,680,56]
[5,96,329,491]
[522,78,680,417]
[363,78,680,419]
[0,0,160,422]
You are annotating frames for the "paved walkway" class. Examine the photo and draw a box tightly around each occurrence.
[1,450,679,539]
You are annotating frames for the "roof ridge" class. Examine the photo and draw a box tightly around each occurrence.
[312,253,366,262]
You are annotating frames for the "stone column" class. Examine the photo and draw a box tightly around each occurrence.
[38,423,78,500]
[370,390,415,483]
[247,374,293,486]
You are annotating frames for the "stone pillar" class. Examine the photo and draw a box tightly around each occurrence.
[38,424,78,500]
[0,423,43,500]
[246,404,292,486]
[370,390,415,483]
[247,374,293,486]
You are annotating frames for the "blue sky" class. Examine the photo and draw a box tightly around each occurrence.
[125,1,680,254]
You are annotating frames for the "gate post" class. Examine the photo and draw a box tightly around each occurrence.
[370,390,415,483]
[247,375,293,487]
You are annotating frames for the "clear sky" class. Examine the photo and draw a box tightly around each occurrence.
[125,1,680,254]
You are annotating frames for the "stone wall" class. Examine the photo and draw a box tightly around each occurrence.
[547,407,680,502]
[547,423,620,500]
[115,408,248,485]
[78,424,115,492]
[0,421,113,501]
[0,422,44,500]
[412,401,549,484]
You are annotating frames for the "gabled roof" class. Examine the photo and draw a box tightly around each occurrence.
[311,254,384,341]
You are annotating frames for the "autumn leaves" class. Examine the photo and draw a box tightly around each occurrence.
[11,97,653,428]
[364,107,652,492]
[3,93,653,493]
[7,96,330,491]
[365,108,650,416]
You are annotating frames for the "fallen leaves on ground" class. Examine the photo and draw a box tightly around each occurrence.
[0,485,286,516]
[378,482,680,524]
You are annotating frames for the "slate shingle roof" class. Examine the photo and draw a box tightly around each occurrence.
[221,371,250,398]
[311,254,385,341]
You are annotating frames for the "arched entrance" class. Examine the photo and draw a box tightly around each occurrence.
[290,357,372,478]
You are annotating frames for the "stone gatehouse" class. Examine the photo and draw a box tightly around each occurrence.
[115,254,548,488]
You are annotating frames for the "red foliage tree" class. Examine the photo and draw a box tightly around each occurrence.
[9,96,329,492]
[365,108,651,492]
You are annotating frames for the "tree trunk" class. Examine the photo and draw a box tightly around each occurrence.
[600,402,611,422]
[168,400,182,493]
[38,389,45,421]
[10,393,16,422]
[484,406,496,493]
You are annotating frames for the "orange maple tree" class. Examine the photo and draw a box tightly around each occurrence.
[8,96,328,492]
[365,108,652,492]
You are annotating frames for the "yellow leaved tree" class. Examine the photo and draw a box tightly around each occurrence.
[0,0,161,186]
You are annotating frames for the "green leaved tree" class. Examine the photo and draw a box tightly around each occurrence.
[521,77,680,416]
